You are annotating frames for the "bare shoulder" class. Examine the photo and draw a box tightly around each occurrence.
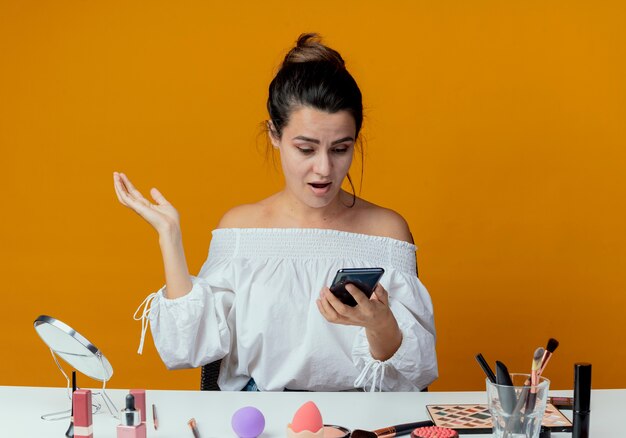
[355,199,414,244]
[216,202,269,229]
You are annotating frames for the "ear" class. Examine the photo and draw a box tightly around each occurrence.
[267,120,280,149]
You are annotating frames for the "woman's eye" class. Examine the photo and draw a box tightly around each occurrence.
[297,147,314,155]
[333,147,349,154]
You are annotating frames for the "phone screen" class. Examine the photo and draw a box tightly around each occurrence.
[329,268,384,307]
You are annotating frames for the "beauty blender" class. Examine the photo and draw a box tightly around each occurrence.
[287,401,324,438]
[232,406,265,438]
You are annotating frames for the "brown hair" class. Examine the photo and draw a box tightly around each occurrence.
[266,33,364,206]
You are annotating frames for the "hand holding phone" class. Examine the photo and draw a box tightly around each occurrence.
[329,268,385,307]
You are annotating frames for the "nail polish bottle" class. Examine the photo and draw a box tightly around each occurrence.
[117,394,147,438]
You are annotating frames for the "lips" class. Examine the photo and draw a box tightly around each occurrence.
[308,182,332,196]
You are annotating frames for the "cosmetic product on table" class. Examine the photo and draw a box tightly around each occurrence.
[410,425,458,438]
[117,394,146,438]
[474,353,496,383]
[188,418,201,438]
[286,401,350,438]
[426,403,571,434]
[73,389,93,438]
[488,372,551,438]
[65,370,77,438]
[232,406,265,438]
[152,403,158,430]
[572,362,592,438]
[350,420,434,437]
[129,389,146,425]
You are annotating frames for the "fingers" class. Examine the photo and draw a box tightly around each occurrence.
[345,283,371,307]
[119,172,149,205]
[371,283,389,306]
[113,172,153,215]
[150,187,171,206]
[113,172,129,206]
[317,288,343,322]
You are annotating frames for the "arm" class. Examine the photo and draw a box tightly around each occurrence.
[113,172,192,298]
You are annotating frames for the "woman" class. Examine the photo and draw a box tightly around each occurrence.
[114,33,437,391]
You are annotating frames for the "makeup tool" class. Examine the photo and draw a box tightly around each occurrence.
[188,418,201,438]
[232,406,265,438]
[65,370,77,437]
[287,401,324,437]
[425,404,572,433]
[538,338,559,376]
[350,420,434,438]
[474,353,496,383]
[495,360,516,414]
[117,394,146,438]
[573,362,591,438]
[410,425,458,437]
[152,404,158,430]
[73,389,93,438]
[526,347,545,412]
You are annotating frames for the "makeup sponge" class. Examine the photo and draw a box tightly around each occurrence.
[231,406,265,438]
[286,401,324,438]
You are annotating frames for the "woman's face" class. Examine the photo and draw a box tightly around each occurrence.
[271,107,356,209]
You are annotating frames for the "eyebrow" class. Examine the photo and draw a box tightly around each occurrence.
[291,135,355,145]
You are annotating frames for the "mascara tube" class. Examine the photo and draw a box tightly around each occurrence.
[572,363,591,438]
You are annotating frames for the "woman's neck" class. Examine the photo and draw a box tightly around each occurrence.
[275,189,354,228]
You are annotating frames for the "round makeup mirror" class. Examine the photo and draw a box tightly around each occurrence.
[34,315,113,381]
[34,315,118,419]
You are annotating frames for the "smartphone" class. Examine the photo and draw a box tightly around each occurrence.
[329,267,385,307]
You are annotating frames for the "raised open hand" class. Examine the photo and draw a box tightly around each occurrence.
[113,172,180,236]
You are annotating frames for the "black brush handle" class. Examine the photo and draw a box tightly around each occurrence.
[475,353,497,383]
[393,420,435,435]
[496,360,517,415]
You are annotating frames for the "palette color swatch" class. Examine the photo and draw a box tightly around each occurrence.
[426,403,572,434]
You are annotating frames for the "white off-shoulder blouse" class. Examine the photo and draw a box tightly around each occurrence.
[138,228,438,391]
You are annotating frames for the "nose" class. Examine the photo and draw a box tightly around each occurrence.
[313,151,332,177]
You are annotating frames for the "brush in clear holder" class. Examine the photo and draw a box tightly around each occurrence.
[486,373,550,438]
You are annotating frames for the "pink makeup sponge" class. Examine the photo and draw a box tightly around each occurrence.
[286,401,324,438]
[232,406,265,438]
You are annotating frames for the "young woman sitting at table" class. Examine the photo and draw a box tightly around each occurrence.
[113,33,438,391]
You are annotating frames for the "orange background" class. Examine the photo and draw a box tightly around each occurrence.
[1,1,625,392]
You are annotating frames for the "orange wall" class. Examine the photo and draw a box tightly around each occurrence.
[1,1,625,392]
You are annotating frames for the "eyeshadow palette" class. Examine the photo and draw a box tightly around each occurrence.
[425,403,572,434]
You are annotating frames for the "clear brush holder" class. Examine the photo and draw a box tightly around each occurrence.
[486,373,550,438]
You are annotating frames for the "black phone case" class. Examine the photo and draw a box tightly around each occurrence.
[329,268,384,307]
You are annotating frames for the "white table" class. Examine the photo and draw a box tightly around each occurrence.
[0,386,623,437]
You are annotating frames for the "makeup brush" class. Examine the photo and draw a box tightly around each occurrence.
[65,370,76,438]
[188,417,201,438]
[531,347,544,387]
[495,361,516,415]
[526,347,545,413]
[538,338,559,376]
[350,420,434,438]
[475,353,496,383]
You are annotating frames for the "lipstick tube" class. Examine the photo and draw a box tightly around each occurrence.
[572,362,592,438]
[73,389,93,438]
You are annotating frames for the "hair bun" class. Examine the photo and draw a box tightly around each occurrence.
[283,33,345,68]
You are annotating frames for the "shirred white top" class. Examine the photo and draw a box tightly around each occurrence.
[144,228,438,391]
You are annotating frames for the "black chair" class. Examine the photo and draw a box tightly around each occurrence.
[200,359,222,391]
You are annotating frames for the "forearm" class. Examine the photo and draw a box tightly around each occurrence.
[158,230,193,299]
[365,314,402,361]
